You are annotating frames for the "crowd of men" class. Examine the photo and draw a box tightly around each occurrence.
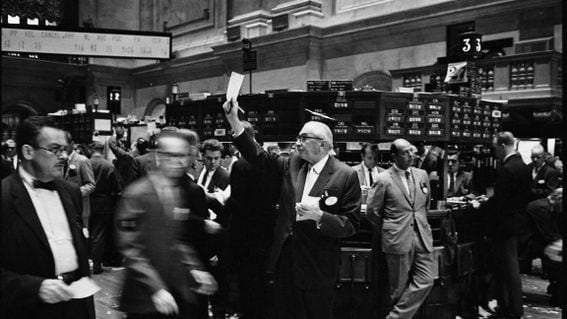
[0,100,563,319]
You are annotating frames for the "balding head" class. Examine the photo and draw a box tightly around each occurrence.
[493,131,516,161]
[296,121,334,164]
[300,121,333,147]
[391,139,413,170]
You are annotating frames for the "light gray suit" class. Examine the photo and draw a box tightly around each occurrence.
[352,162,385,187]
[367,166,434,319]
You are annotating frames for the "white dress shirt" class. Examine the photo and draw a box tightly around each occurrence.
[363,162,378,187]
[393,164,412,195]
[19,167,79,275]
[301,154,330,203]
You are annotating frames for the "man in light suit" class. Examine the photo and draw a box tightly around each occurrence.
[223,98,361,319]
[367,138,434,319]
[65,132,96,228]
[1,116,94,319]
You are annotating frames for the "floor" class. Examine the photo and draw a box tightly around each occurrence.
[91,266,562,319]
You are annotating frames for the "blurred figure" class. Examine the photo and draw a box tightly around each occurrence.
[553,158,563,175]
[3,138,18,169]
[2,116,94,319]
[130,135,158,182]
[367,139,434,319]
[88,141,123,274]
[224,98,360,319]
[528,145,560,200]
[108,122,134,185]
[116,129,217,319]
[267,145,280,156]
[64,132,96,229]
[277,142,293,159]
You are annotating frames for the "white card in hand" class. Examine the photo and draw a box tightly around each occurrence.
[68,277,101,299]
[226,72,244,102]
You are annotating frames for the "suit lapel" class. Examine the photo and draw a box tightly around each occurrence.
[207,170,219,192]
[295,162,308,202]
[10,174,51,251]
[389,168,412,207]
[455,172,464,192]
[356,165,366,186]
[309,157,335,196]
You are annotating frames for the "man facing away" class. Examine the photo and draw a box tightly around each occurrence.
[367,138,434,319]
[116,129,217,319]
[223,97,361,319]
[1,116,95,319]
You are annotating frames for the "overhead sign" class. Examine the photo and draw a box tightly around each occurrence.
[243,50,257,72]
[1,26,171,59]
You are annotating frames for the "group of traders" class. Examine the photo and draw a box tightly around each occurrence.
[1,96,564,319]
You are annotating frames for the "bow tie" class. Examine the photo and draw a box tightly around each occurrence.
[33,180,56,191]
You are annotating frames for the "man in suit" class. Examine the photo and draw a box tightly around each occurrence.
[108,122,134,185]
[88,141,123,274]
[473,131,532,319]
[528,144,560,200]
[130,135,158,182]
[227,121,280,319]
[1,116,95,319]
[223,98,361,319]
[65,132,96,228]
[197,138,231,319]
[116,129,217,319]
[429,151,474,198]
[367,138,434,319]
[352,143,385,204]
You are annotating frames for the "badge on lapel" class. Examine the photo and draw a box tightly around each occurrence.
[68,164,77,177]
[319,189,340,212]
[537,179,545,184]
[420,182,428,195]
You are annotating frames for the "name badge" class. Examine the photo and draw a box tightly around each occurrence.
[173,207,190,221]
[325,196,338,206]
[537,179,545,184]
[420,182,428,194]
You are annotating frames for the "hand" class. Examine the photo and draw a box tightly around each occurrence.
[204,219,222,234]
[190,270,218,296]
[151,289,179,315]
[209,255,219,266]
[39,279,73,304]
[295,203,323,223]
[470,199,481,209]
[82,227,89,239]
[222,97,239,121]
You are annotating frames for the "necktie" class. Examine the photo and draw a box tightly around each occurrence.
[448,173,455,195]
[368,167,374,186]
[405,171,415,203]
[201,170,210,188]
[34,180,57,191]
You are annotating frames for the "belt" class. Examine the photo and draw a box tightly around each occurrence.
[56,270,81,285]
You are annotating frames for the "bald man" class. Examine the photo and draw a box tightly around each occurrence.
[367,138,434,319]
[223,98,361,319]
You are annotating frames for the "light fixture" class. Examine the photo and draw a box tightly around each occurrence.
[165,96,171,104]
[171,83,179,95]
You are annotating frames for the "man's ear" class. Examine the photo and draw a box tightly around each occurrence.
[21,144,34,160]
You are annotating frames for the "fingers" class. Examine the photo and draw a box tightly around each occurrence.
[39,279,73,304]
[152,289,179,315]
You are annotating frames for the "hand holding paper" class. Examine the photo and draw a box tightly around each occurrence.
[67,277,101,299]
[225,72,245,114]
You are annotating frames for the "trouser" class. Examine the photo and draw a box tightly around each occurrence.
[489,235,523,317]
[385,229,434,319]
[236,246,270,319]
[88,214,113,269]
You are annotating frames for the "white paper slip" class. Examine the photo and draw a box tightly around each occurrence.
[296,197,320,221]
[68,277,101,299]
[226,72,244,102]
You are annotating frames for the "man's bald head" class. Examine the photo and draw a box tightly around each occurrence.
[391,139,413,170]
[299,121,333,149]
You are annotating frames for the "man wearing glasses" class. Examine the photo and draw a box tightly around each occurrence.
[1,116,95,319]
[528,144,560,201]
[223,98,361,319]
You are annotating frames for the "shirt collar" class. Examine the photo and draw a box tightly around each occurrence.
[362,162,373,171]
[19,165,38,188]
[393,163,411,175]
[310,154,330,175]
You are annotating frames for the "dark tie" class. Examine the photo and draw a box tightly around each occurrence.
[448,173,455,196]
[33,180,56,191]
[405,171,415,203]
[201,170,210,187]
[368,167,374,186]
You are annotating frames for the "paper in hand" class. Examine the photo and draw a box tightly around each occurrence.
[226,72,244,103]
[68,277,101,299]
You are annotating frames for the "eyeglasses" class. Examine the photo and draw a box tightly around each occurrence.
[296,135,323,144]
[36,146,68,156]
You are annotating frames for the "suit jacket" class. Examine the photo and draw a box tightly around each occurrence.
[116,174,208,313]
[527,163,560,200]
[367,166,433,254]
[108,135,134,185]
[89,154,123,214]
[1,172,93,319]
[352,163,385,187]
[65,152,96,217]
[1,157,13,180]
[429,170,474,197]
[130,151,158,182]
[526,198,562,244]
[235,131,361,289]
[484,153,532,237]
[202,167,230,227]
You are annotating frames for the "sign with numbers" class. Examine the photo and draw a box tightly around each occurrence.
[1,26,171,59]
[459,31,482,57]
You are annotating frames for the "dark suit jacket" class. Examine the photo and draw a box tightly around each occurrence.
[202,167,230,227]
[527,163,560,200]
[235,131,361,289]
[526,198,562,244]
[130,151,158,182]
[1,172,93,319]
[89,154,123,214]
[484,153,532,237]
[1,157,13,180]
[116,174,209,314]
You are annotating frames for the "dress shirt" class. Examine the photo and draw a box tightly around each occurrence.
[19,167,79,275]
[393,164,412,195]
[301,154,330,204]
[532,165,542,180]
